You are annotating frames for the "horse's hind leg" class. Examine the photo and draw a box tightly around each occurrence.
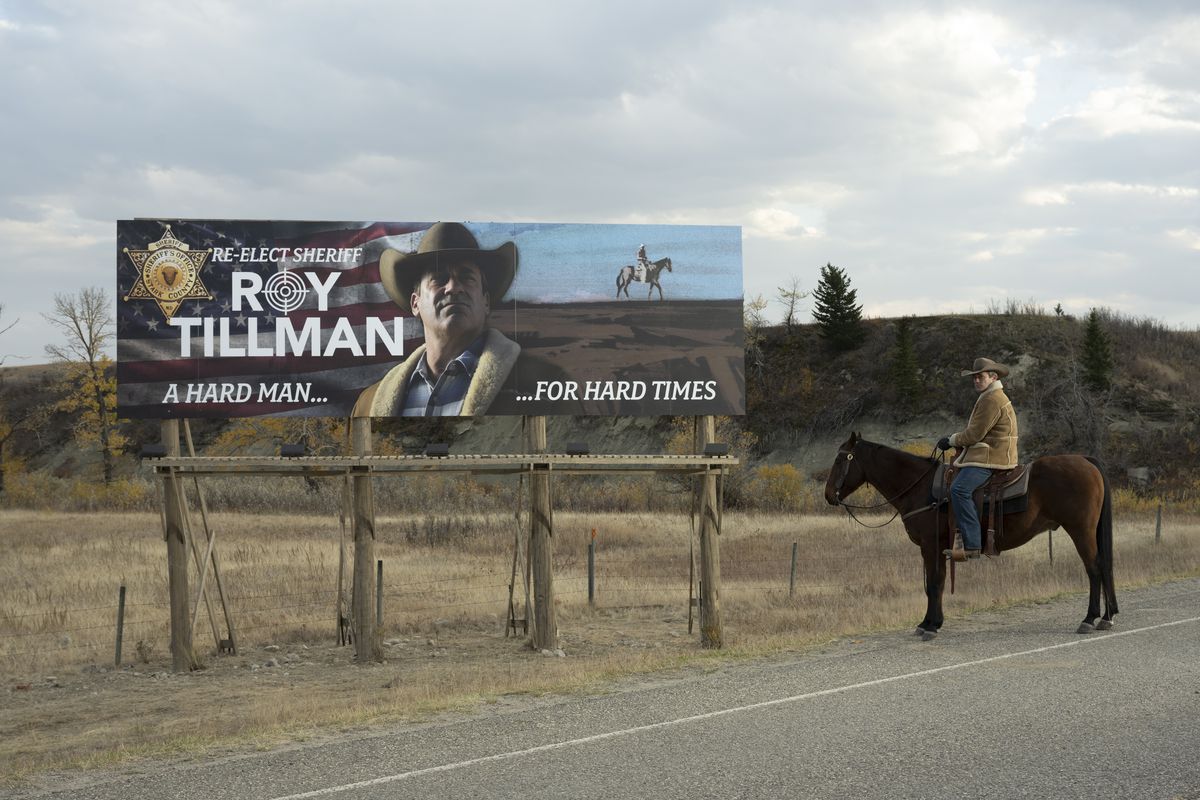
[1098,574,1118,630]
[1069,530,1103,633]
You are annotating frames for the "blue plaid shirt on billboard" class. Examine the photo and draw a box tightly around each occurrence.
[400,335,486,416]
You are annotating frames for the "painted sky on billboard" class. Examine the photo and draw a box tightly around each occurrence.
[468,222,743,303]
[116,220,744,419]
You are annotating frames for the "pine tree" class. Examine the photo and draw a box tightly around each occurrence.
[891,316,920,409]
[811,263,865,351]
[1080,308,1115,391]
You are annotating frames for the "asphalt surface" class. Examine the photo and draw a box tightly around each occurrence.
[14,578,1200,800]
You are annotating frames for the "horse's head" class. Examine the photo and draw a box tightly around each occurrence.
[663,257,672,272]
[824,431,868,505]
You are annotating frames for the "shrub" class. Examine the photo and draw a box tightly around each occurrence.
[748,464,806,512]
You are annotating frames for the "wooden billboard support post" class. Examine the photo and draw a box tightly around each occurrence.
[526,416,557,652]
[162,420,197,671]
[695,415,723,648]
[182,420,237,655]
[351,417,380,663]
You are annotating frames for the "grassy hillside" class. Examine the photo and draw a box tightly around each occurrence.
[1,308,1197,506]
[748,309,1199,493]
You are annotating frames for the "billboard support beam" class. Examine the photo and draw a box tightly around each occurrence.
[526,416,557,652]
[696,415,723,648]
[162,420,197,672]
[351,417,380,664]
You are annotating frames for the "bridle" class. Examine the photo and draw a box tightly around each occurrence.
[832,444,942,529]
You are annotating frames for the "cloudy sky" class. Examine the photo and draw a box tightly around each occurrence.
[1,1,1197,363]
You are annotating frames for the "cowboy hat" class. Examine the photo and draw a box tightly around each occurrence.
[379,222,517,307]
[961,357,1010,378]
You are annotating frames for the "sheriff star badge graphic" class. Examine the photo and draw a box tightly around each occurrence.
[123,225,214,321]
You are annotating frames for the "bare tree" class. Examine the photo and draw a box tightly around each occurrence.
[744,293,769,378]
[776,276,808,333]
[0,303,17,366]
[43,288,124,484]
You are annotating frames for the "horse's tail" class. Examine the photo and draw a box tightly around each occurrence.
[1086,456,1118,617]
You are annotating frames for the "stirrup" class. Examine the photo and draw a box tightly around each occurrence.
[943,531,965,561]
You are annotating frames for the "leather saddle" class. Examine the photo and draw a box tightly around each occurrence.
[933,463,1031,558]
[931,463,1030,505]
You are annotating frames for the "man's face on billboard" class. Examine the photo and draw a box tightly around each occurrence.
[410,261,490,344]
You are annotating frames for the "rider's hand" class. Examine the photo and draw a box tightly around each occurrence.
[936,436,952,451]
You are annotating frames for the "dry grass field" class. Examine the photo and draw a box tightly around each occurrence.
[2,507,1198,785]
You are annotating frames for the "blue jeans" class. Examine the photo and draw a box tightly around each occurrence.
[950,467,993,550]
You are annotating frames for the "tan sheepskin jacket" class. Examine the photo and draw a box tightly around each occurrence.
[949,380,1019,469]
[352,329,520,417]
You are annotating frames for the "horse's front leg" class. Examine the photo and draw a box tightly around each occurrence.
[917,542,946,640]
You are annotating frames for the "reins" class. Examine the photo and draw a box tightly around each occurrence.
[834,444,943,529]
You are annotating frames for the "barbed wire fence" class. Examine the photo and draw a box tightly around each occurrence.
[8,504,1176,675]
[0,538,922,674]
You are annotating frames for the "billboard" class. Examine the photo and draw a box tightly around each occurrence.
[116,220,744,418]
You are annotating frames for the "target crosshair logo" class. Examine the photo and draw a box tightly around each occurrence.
[263,270,308,315]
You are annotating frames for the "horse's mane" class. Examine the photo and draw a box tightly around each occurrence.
[858,439,938,467]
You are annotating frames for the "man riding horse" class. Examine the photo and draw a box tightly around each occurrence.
[636,244,650,281]
[937,357,1019,561]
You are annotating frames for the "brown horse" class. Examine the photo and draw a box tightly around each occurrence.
[823,433,1117,639]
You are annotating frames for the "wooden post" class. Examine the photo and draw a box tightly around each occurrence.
[351,417,380,663]
[162,420,196,671]
[526,416,557,651]
[789,542,798,597]
[376,559,384,629]
[695,415,723,648]
[1155,503,1163,544]
[1048,529,1054,563]
[587,540,596,607]
[114,584,126,667]
[183,420,237,654]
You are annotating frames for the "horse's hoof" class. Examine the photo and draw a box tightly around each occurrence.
[1096,619,1114,631]
[1076,622,1096,634]
[914,627,926,636]
[920,630,938,642]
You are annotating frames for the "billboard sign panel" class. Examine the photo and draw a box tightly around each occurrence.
[116,220,744,418]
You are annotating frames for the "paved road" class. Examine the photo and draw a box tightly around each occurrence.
[17,579,1200,800]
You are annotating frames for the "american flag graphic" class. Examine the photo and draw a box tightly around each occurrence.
[116,220,431,418]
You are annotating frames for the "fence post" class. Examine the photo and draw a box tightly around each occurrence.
[351,416,380,664]
[695,416,722,648]
[1155,503,1163,544]
[789,542,798,597]
[376,559,383,629]
[1048,530,1054,563]
[527,415,557,651]
[587,540,596,607]
[114,584,126,667]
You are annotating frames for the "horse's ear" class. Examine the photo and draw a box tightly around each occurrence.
[849,431,859,444]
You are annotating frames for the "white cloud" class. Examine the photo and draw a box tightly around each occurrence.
[1023,182,1200,205]
[1063,83,1200,137]
[1167,228,1200,251]
[0,203,108,254]
[746,208,818,241]
[4,2,1200,359]
[852,9,1037,166]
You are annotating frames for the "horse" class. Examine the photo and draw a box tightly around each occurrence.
[823,432,1117,640]
[616,256,672,301]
